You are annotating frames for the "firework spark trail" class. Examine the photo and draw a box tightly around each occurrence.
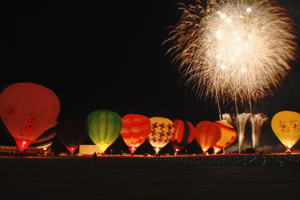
[221,113,232,124]
[165,0,298,105]
[237,113,251,153]
[251,113,268,148]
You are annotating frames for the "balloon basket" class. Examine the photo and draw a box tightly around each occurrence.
[154,147,161,155]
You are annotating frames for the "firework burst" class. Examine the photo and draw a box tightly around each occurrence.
[165,0,298,104]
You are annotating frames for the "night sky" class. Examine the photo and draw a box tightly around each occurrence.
[1,0,300,153]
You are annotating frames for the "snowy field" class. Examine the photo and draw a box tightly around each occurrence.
[0,155,299,200]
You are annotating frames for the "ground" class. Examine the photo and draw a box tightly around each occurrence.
[0,155,299,200]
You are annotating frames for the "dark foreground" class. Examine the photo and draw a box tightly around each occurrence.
[0,155,299,200]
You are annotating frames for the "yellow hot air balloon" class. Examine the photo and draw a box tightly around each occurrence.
[271,111,300,152]
[213,121,237,154]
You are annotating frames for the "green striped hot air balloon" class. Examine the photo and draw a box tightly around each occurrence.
[87,110,122,153]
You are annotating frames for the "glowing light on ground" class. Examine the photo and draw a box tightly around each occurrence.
[147,155,300,168]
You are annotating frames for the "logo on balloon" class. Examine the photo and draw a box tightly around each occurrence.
[5,105,15,115]
[22,114,36,134]
[278,120,300,133]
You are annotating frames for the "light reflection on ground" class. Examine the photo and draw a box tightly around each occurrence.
[0,154,299,199]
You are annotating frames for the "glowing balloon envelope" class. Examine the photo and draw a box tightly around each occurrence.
[195,121,221,154]
[121,114,151,154]
[271,111,300,151]
[57,115,88,154]
[30,127,57,149]
[213,121,237,154]
[87,110,122,153]
[148,117,174,154]
[0,83,60,151]
[171,119,195,153]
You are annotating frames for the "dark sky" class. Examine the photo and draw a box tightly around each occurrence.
[0,0,217,123]
[1,0,300,152]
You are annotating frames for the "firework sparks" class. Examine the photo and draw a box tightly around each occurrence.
[165,0,298,104]
[251,113,268,148]
[237,113,251,153]
[221,113,232,124]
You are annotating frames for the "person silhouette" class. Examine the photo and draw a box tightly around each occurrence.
[93,152,97,162]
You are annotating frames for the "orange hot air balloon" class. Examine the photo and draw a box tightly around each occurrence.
[213,121,237,154]
[271,111,300,152]
[121,114,151,154]
[171,119,195,153]
[148,117,174,155]
[0,83,60,151]
[195,121,221,154]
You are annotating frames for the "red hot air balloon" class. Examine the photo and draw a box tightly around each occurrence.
[195,121,221,154]
[121,114,151,154]
[171,119,195,154]
[57,115,87,155]
[0,83,60,151]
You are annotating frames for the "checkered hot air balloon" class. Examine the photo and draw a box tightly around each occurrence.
[148,117,174,155]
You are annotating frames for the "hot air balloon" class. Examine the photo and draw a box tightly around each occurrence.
[30,127,57,149]
[148,117,174,155]
[87,110,122,154]
[0,82,60,151]
[213,121,237,154]
[57,115,87,155]
[121,114,151,154]
[271,111,300,152]
[171,119,195,154]
[195,121,221,154]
